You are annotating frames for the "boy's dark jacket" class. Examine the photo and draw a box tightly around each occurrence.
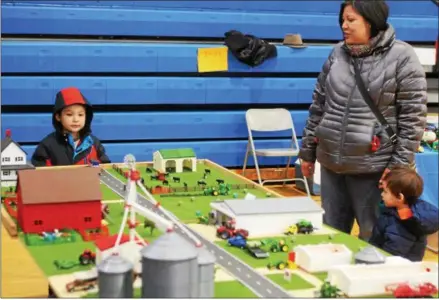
[31,87,110,166]
[369,199,439,261]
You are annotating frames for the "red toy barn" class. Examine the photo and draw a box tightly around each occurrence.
[16,167,102,234]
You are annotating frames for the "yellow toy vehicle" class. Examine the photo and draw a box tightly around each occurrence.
[267,261,287,270]
[284,225,298,235]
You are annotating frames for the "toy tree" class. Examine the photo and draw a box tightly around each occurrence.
[319,281,343,298]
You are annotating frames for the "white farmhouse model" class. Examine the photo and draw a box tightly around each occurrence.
[293,243,352,272]
[210,197,324,237]
[94,234,146,270]
[153,148,197,173]
[1,130,34,187]
[327,261,439,297]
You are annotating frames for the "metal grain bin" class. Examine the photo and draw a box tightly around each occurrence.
[97,254,134,298]
[141,231,199,298]
[197,245,216,298]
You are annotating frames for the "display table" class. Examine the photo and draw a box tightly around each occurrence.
[1,225,48,298]
[1,161,437,298]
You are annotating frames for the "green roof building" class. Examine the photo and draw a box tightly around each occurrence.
[153,148,197,173]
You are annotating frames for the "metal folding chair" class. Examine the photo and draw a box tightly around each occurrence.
[242,108,311,197]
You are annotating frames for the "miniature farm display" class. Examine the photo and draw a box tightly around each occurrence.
[2,156,438,299]
[108,160,267,222]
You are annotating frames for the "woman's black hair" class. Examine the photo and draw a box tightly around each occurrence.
[339,0,389,38]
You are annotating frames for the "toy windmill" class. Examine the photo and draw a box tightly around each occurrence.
[114,154,148,250]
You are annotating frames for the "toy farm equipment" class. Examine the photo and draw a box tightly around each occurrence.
[53,249,96,270]
[218,183,231,195]
[79,249,96,265]
[267,260,288,270]
[53,260,80,270]
[296,220,314,234]
[195,211,210,225]
[228,235,247,248]
[385,282,438,298]
[204,183,230,196]
[270,240,289,253]
[284,225,298,235]
[204,187,219,196]
[216,220,249,240]
[65,270,98,293]
[284,220,314,235]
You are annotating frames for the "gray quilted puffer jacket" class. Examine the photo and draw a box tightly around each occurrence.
[299,25,428,174]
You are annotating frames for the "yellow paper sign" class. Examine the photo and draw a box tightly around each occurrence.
[197,47,228,73]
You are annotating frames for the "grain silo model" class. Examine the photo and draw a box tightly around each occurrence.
[97,254,134,298]
[197,245,216,298]
[141,231,199,298]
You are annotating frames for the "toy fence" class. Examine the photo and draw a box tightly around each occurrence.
[156,184,257,197]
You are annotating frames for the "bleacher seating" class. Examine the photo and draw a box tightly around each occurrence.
[1,41,332,73]
[1,0,438,166]
[1,1,437,41]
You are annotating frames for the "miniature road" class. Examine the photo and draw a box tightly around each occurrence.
[99,169,292,299]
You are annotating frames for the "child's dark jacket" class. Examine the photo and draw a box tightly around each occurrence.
[31,88,110,166]
[369,200,439,261]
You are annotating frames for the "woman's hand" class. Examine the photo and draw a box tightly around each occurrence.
[379,168,391,188]
[301,160,315,178]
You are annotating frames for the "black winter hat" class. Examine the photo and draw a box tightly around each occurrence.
[339,0,389,38]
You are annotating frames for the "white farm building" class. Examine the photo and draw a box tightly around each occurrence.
[327,261,439,297]
[1,130,34,187]
[293,243,352,272]
[153,148,197,173]
[210,197,324,238]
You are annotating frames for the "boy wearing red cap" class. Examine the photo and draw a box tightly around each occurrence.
[31,87,110,166]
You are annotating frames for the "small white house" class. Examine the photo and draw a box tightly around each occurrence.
[1,130,34,187]
[153,148,197,173]
[94,234,147,268]
[293,243,352,272]
[210,197,324,238]
[327,261,439,297]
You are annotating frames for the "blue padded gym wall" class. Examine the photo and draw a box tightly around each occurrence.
[1,0,438,166]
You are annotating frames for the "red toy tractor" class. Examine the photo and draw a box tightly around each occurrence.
[386,282,438,298]
[216,220,249,240]
[79,249,96,265]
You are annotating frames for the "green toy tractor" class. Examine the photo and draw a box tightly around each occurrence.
[218,183,231,195]
[270,240,289,253]
[267,260,287,270]
[204,187,219,196]
[296,220,314,234]
[195,211,210,225]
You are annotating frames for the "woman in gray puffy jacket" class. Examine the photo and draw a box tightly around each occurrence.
[298,0,427,240]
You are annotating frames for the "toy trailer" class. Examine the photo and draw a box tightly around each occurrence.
[66,269,98,293]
